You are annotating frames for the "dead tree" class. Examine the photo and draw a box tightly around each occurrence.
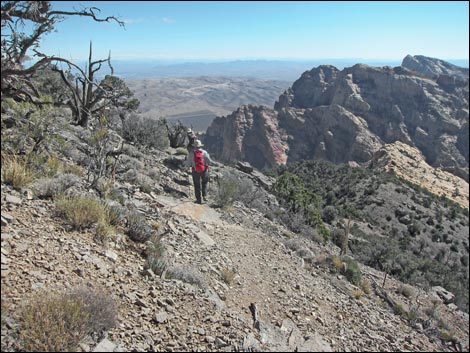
[1,1,124,104]
[340,216,351,256]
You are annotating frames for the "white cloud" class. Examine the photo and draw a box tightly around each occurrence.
[124,17,145,25]
[162,17,175,24]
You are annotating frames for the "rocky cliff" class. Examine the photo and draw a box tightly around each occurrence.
[204,55,469,180]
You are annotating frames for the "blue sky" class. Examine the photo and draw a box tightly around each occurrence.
[38,1,469,61]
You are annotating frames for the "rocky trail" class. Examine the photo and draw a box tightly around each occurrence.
[1,154,469,352]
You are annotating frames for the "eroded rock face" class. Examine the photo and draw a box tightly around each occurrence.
[204,105,289,169]
[204,55,469,178]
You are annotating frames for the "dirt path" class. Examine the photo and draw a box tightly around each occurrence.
[156,194,313,328]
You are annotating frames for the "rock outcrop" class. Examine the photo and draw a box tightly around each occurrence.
[204,105,289,169]
[204,55,469,180]
[369,141,469,208]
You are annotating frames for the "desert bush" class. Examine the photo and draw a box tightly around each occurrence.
[394,303,406,317]
[62,162,85,177]
[220,268,237,286]
[121,114,169,149]
[331,255,344,272]
[120,155,145,173]
[284,238,304,252]
[68,285,117,335]
[399,284,415,298]
[214,172,238,208]
[18,290,88,351]
[55,195,106,230]
[95,220,116,245]
[175,147,188,156]
[342,256,362,286]
[167,266,206,289]
[332,227,345,248]
[145,236,168,276]
[322,205,337,223]
[360,278,372,295]
[103,202,127,226]
[126,210,153,243]
[296,247,314,263]
[278,209,307,233]
[17,286,116,352]
[1,154,34,189]
[135,173,154,193]
[352,289,363,299]
[32,173,81,199]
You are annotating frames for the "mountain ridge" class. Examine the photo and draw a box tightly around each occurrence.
[204,55,469,183]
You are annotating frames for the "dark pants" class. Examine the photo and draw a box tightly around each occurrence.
[192,169,209,202]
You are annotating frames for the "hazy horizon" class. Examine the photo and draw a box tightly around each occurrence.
[88,57,467,81]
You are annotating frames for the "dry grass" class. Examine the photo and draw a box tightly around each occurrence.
[17,286,117,352]
[18,290,89,352]
[360,278,372,295]
[55,195,106,230]
[1,153,34,190]
[220,268,237,286]
[331,255,344,272]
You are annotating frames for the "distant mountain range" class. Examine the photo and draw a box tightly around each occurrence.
[112,58,469,81]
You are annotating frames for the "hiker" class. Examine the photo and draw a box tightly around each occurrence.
[186,128,197,154]
[185,139,215,204]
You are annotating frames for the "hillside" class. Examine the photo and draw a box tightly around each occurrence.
[126,77,290,132]
[1,105,469,352]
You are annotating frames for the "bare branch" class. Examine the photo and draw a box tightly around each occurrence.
[48,7,125,27]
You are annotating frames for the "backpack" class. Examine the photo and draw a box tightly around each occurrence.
[193,149,206,173]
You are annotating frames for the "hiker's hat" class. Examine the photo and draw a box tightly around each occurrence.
[195,140,203,148]
[187,128,193,134]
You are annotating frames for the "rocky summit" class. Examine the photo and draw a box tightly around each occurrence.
[204,55,469,182]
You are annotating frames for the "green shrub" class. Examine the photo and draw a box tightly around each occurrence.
[214,173,238,208]
[121,115,169,149]
[342,257,362,286]
[322,205,337,223]
[145,236,168,276]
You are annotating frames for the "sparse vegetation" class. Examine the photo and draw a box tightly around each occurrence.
[342,256,362,286]
[1,153,34,190]
[166,266,207,289]
[273,159,469,312]
[55,195,106,230]
[145,235,168,276]
[220,268,237,286]
[126,210,154,243]
[32,173,81,199]
[17,286,117,352]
